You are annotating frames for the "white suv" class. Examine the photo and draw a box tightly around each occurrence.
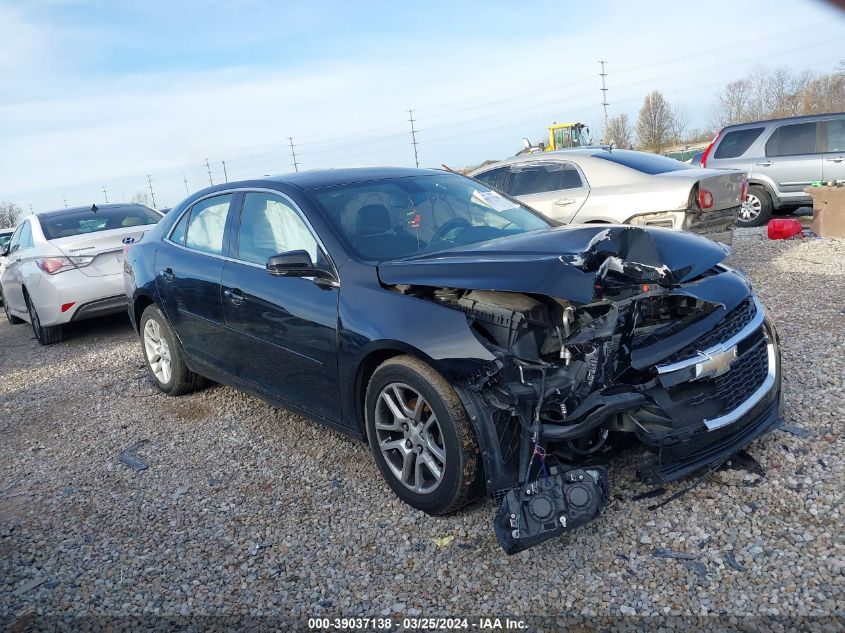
[0,203,162,344]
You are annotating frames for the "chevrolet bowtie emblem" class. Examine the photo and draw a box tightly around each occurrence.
[693,346,738,380]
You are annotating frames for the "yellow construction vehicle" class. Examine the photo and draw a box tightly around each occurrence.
[546,122,591,150]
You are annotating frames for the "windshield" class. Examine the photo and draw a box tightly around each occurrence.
[40,205,161,240]
[308,173,551,261]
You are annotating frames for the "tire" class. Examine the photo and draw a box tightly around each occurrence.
[139,304,203,396]
[24,291,64,345]
[3,292,24,324]
[365,355,484,515]
[737,185,773,227]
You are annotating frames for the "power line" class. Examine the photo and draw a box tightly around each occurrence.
[288,137,299,172]
[205,158,214,186]
[183,172,189,194]
[102,186,109,203]
[408,109,420,168]
[222,160,229,183]
[146,175,157,209]
[599,60,609,136]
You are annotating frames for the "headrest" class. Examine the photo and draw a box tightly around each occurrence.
[356,204,391,237]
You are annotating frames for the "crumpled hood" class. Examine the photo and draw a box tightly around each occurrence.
[377,225,729,304]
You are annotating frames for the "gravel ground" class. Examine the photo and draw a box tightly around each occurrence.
[1,228,844,627]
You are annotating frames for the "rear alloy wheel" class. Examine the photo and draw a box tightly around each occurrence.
[737,185,772,228]
[3,293,24,325]
[139,304,203,396]
[25,292,63,345]
[366,355,483,515]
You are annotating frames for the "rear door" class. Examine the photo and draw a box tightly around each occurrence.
[822,117,845,181]
[502,161,589,223]
[220,190,341,422]
[0,222,30,313]
[155,193,236,368]
[762,121,823,198]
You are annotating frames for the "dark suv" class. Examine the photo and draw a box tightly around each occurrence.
[123,167,783,553]
[701,112,845,226]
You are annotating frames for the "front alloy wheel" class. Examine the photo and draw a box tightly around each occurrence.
[375,383,446,494]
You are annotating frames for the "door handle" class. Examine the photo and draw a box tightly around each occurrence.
[223,289,245,306]
[554,197,576,206]
[756,161,773,167]
[161,268,174,282]
[826,156,844,163]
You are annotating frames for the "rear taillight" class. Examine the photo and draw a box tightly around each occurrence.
[740,179,749,203]
[36,255,94,275]
[698,189,714,209]
[700,131,721,168]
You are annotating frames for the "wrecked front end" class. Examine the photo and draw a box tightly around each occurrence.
[381,226,783,554]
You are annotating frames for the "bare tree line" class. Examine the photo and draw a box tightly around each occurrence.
[0,202,22,229]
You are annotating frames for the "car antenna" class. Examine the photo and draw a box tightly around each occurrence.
[90,204,99,212]
[608,142,615,153]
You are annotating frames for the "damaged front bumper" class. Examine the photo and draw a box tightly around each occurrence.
[457,280,782,555]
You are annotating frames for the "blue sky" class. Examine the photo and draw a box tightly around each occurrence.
[1,0,844,212]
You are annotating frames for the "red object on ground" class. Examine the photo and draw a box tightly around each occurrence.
[767,218,803,240]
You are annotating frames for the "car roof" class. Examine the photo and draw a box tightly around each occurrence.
[260,166,445,190]
[470,147,644,172]
[720,111,845,131]
[35,202,157,218]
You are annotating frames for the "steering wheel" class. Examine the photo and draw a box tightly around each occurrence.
[432,218,472,242]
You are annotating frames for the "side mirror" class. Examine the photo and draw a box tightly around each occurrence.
[266,250,334,281]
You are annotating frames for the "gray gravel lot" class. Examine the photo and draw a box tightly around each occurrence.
[1,228,844,625]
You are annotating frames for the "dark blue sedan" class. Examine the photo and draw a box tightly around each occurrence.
[123,167,783,553]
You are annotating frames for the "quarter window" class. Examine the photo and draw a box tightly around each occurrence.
[237,192,318,266]
[766,122,819,157]
[17,221,33,250]
[8,224,23,253]
[182,195,233,255]
[713,128,764,159]
[506,163,583,196]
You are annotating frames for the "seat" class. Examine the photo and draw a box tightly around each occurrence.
[354,204,419,259]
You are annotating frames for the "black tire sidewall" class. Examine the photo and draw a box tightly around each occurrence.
[25,293,43,344]
[365,361,466,515]
[739,186,773,227]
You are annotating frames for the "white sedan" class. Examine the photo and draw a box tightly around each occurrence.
[469,148,747,244]
[0,203,162,345]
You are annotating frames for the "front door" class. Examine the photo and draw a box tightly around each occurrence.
[155,193,235,368]
[504,161,589,223]
[221,191,341,422]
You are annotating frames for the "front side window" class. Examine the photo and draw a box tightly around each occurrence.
[8,224,23,254]
[507,162,583,196]
[472,167,508,189]
[826,118,845,152]
[237,193,319,265]
[766,122,818,157]
[39,205,161,240]
[183,195,233,255]
[713,128,764,159]
[308,173,550,261]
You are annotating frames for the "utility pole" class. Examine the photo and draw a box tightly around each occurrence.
[102,186,109,203]
[599,60,609,138]
[222,160,229,183]
[183,172,190,194]
[288,137,299,172]
[146,175,157,209]
[29,203,34,214]
[408,109,420,168]
[205,158,214,186]
[62,196,68,208]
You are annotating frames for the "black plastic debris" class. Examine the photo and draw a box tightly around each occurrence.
[720,449,766,486]
[632,487,667,501]
[780,424,811,438]
[697,535,712,549]
[725,551,744,571]
[653,549,700,561]
[119,440,149,472]
[683,560,708,578]
[818,458,828,470]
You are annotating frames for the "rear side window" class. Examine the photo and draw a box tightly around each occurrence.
[39,205,161,240]
[713,128,764,159]
[507,163,584,196]
[473,167,508,189]
[591,150,692,175]
[826,118,845,152]
[182,195,233,256]
[766,122,819,157]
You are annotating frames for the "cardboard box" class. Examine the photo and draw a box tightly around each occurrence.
[806,186,845,238]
